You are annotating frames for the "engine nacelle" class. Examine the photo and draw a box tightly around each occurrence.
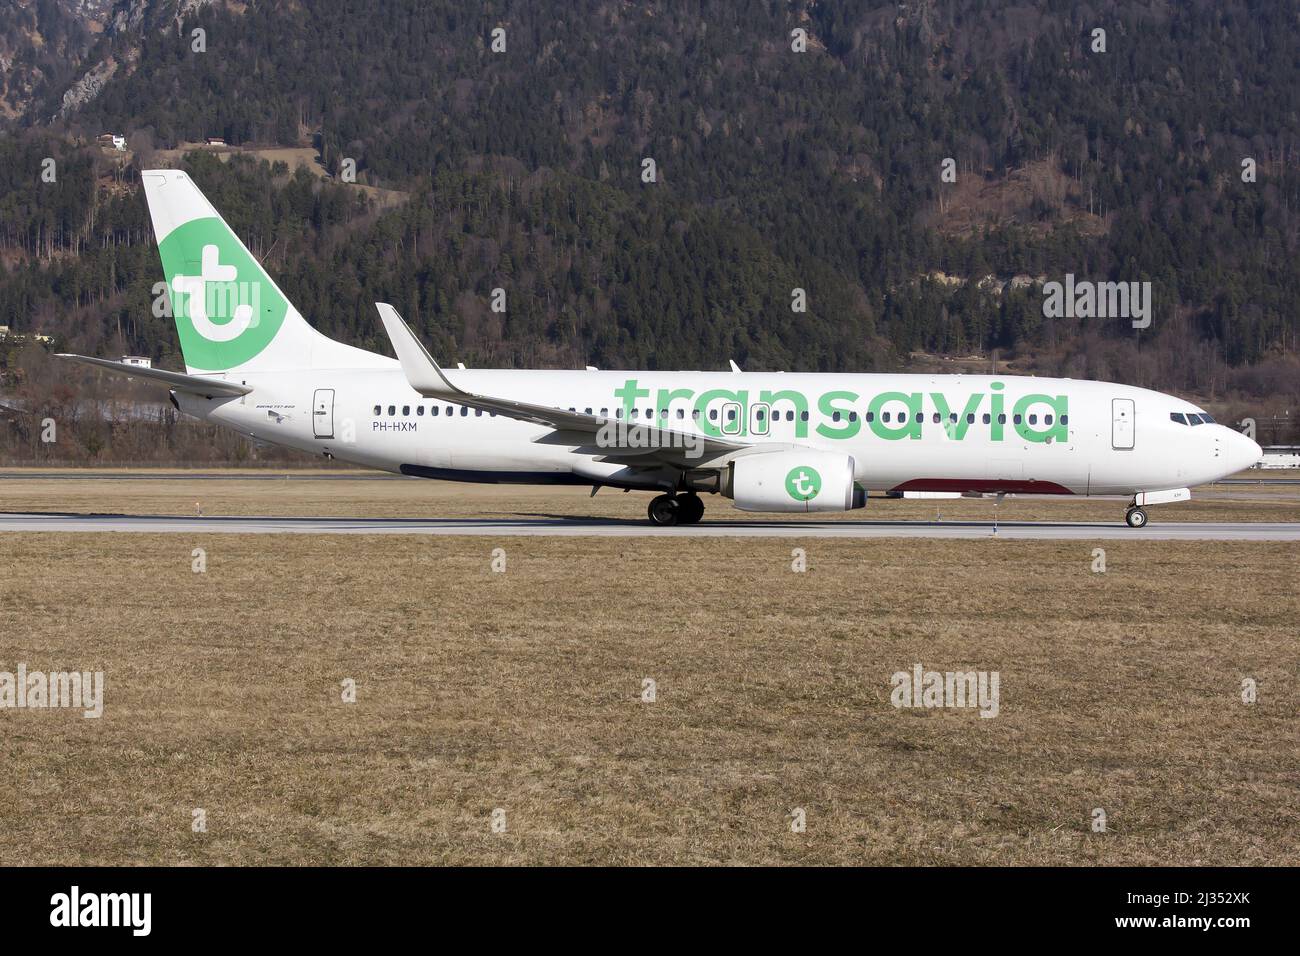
[724,450,866,513]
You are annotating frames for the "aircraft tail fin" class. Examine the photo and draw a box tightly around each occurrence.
[141,169,389,374]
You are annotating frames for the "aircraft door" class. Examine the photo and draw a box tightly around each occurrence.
[1111,398,1134,450]
[313,388,335,439]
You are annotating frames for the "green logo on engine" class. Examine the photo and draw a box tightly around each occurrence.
[785,466,822,501]
[157,217,287,370]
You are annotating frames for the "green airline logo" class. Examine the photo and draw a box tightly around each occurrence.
[785,465,822,501]
[157,217,287,370]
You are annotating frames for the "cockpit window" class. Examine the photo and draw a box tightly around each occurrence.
[1199,413,1216,424]
[1170,413,1187,425]
[1188,413,1204,425]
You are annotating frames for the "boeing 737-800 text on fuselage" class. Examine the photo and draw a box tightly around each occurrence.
[59,171,1262,526]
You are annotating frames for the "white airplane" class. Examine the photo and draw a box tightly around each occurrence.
[60,169,1262,527]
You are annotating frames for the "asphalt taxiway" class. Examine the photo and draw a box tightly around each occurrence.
[0,513,1296,540]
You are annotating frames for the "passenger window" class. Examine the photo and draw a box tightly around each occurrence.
[1028,414,1037,425]
[849,412,858,422]
[601,408,609,417]
[373,405,381,416]
[1044,414,1053,425]
[631,409,639,419]
[883,412,891,423]
[388,405,396,416]
[786,411,794,421]
[832,412,841,422]
[932,412,940,424]
[660,409,667,419]
[475,409,483,417]
[966,413,975,424]
[756,409,766,421]
[709,409,717,421]
[431,407,439,416]
[998,414,1007,424]
[982,413,990,424]
[865,412,875,422]
[445,406,453,416]
[417,406,424,416]
[915,413,924,423]
[727,409,737,422]
[460,407,468,417]
[585,408,592,415]
[691,409,700,420]
[616,408,623,419]
[677,408,685,419]
[1061,415,1069,425]
[1013,414,1022,425]
[800,411,809,422]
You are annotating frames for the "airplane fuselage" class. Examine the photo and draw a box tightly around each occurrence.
[178,367,1258,497]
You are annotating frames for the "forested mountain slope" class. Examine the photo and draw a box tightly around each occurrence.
[1,0,1297,414]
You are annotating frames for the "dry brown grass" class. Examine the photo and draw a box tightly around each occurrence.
[0,519,1296,865]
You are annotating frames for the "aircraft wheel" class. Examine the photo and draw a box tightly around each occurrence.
[647,494,680,526]
[677,494,705,524]
[1125,507,1148,528]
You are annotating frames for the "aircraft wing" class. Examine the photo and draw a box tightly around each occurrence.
[56,354,252,397]
[375,303,747,463]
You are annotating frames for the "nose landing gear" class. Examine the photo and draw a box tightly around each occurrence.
[1124,506,1148,528]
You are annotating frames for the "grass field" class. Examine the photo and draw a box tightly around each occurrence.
[0,474,1296,865]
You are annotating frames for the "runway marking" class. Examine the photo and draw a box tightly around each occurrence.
[0,513,1297,540]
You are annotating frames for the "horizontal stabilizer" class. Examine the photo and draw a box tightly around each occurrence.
[56,354,252,397]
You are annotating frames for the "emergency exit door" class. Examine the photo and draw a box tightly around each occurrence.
[1111,398,1134,450]
[313,388,335,439]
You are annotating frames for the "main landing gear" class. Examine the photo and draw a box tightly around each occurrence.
[647,492,705,526]
[1124,506,1148,528]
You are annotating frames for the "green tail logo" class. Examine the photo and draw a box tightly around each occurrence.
[157,217,287,370]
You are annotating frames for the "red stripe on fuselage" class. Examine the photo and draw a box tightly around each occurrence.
[888,478,1076,495]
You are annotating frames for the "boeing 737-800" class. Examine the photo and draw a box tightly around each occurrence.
[59,170,1262,527]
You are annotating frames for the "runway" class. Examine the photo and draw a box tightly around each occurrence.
[1,512,1297,540]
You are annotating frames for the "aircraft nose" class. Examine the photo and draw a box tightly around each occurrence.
[1225,429,1263,473]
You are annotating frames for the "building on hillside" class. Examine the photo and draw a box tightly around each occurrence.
[97,133,127,150]
[204,137,226,147]
[120,355,152,368]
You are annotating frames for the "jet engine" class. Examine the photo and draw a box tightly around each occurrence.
[723,450,866,513]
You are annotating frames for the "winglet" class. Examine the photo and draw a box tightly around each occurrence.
[375,303,463,398]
